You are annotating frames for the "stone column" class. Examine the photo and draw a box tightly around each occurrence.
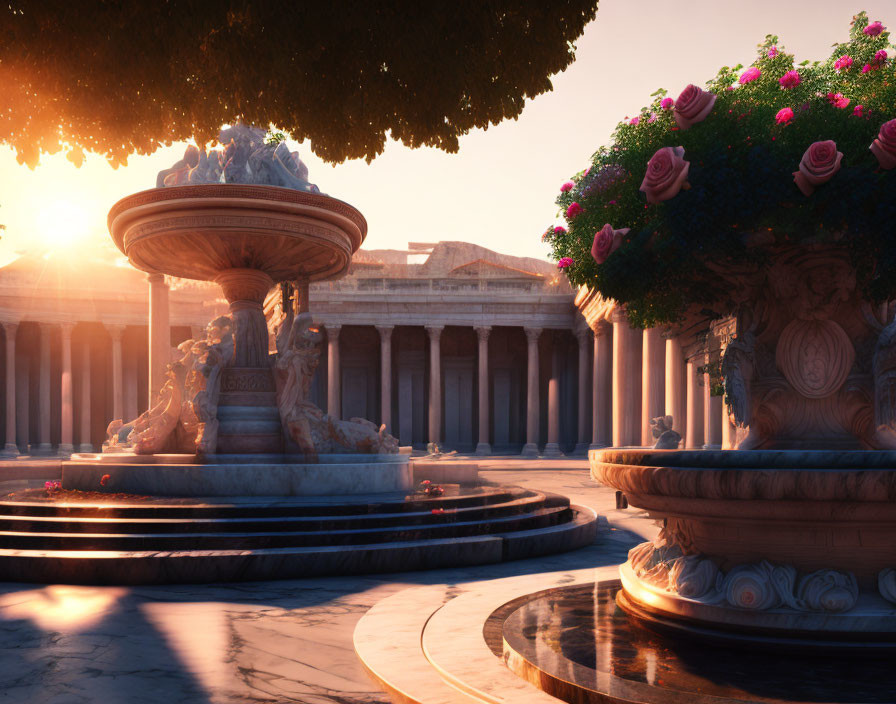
[685,354,705,449]
[611,310,639,447]
[2,323,17,457]
[641,327,666,446]
[109,325,124,423]
[376,325,393,435]
[664,335,686,446]
[79,338,93,453]
[36,323,52,455]
[326,324,342,419]
[147,273,170,406]
[591,323,612,450]
[544,334,565,458]
[58,323,74,456]
[522,327,542,457]
[474,326,491,456]
[425,325,444,446]
[574,329,591,454]
[703,354,722,449]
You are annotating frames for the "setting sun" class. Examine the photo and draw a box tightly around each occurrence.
[33,197,92,249]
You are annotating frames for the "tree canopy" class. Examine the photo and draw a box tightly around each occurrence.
[0,1,599,167]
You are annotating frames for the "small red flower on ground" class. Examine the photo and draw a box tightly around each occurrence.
[100,474,111,487]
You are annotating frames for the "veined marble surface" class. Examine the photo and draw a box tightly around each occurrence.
[0,463,655,703]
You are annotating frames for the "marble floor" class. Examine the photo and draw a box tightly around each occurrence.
[0,459,657,704]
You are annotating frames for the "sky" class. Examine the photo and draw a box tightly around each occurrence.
[0,0,892,266]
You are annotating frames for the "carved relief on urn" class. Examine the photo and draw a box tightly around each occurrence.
[721,245,892,450]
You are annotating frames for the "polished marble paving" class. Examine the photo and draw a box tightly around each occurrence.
[0,461,653,703]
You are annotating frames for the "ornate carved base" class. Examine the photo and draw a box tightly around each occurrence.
[618,543,896,642]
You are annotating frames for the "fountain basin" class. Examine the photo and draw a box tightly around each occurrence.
[591,448,896,642]
[63,453,411,496]
[108,184,365,282]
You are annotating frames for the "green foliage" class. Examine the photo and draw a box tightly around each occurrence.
[546,11,896,327]
[0,0,599,167]
[264,130,287,146]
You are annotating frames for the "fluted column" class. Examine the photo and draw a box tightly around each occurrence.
[79,338,92,452]
[147,273,170,406]
[376,325,393,434]
[574,329,591,454]
[611,310,640,447]
[640,327,666,446]
[521,327,542,457]
[426,325,444,446]
[543,333,564,458]
[2,323,17,457]
[36,323,52,455]
[58,324,74,456]
[664,334,686,446]
[474,325,491,456]
[109,325,124,423]
[685,354,705,449]
[326,324,342,419]
[591,323,612,449]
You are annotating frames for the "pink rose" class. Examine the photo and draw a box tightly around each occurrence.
[560,181,574,192]
[826,92,850,109]
[862,64,872,74]
[875,50,888,64]
[553,225,567,235]
[778,70,800,89]
[629,116,640,126]
[864,21,885,36]
[584,167,591,177]
[775,107,794,124]
[591,224,630,264]
[673,84,716,129]
[565,202,583,220]
[557,257,574,269]
[834,55,853,71]
[660,97,673,110]
[639,146,690,204]
[767,46,779,58]
[870,119,896,169]
[793,140,843,196]
[853,104,865,117]
[739,67,761,84]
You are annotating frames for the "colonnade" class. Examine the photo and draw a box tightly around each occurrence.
[590,317,732,450]
[0,321,134,455]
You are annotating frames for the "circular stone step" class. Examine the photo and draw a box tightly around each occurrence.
[0,483,598,584]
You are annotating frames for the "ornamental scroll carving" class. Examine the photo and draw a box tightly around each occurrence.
[627,540,859,614]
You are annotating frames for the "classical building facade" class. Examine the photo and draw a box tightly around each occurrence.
[0,241,729,457]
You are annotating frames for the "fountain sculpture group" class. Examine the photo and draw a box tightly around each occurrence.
[66,124,405,496]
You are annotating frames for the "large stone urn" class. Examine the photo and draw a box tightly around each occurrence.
[593,243,896,647]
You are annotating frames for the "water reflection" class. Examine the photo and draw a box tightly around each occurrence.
[504,582,896,703]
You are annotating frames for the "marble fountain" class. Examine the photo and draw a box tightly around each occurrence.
[0,126,596,585]
[354,246,896,704]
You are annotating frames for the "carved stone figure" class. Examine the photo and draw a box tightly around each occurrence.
[872,319,896,449]
[274,312,399,458]
[720,331,757,448]
[650,415,681,449]
[157,124,321,193]
[103,317,234,455]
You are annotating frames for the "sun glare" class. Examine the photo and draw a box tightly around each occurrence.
[33,197,93,250]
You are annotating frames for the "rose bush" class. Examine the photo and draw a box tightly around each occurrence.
[545,11,896,327]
